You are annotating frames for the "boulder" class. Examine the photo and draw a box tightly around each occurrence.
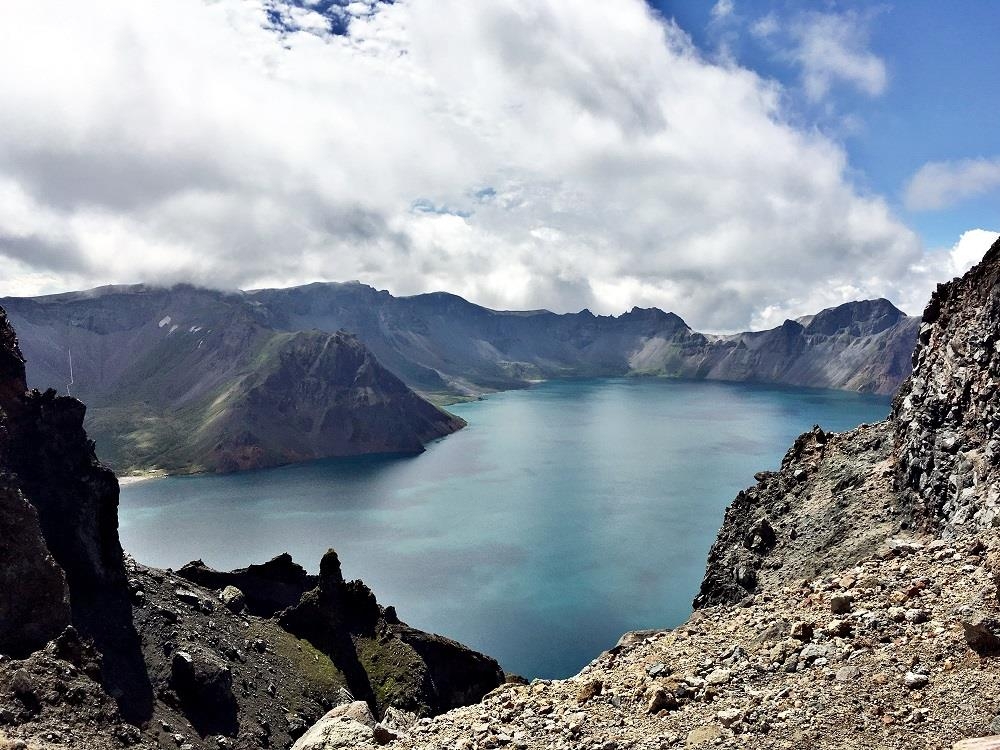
[170,649,238,735]
[961,617,1000,655]
[219,586,246,614]
[291,707,375,750]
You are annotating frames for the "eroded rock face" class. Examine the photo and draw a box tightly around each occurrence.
[178,553,316,617]
[169,649,238,735]
[0,306,149,721]
[696,236,1000,608]
[0,309,71,656]
[0,483,70,656]
[694,423,901,607]
[894,235,1000,532]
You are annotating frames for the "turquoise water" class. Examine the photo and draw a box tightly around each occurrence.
[118,378,889,679]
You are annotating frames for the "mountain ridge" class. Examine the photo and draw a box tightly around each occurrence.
[2,282,917,474]
[1,285,465,474]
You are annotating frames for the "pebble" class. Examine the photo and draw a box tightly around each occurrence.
[903,671,929,690]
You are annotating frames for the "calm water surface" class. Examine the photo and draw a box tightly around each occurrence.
[119,378,889,678]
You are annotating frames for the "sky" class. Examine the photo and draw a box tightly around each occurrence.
[0,0,997,331]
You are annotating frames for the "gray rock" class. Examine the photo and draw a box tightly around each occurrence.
[322,701,375,729]
[716,708,742,727]
[903,671,929,689]
[170,649,237,733]
[291,710,375,750]
[799,643,829,663]
[646,662,669,678]
[829,594,853,615]
[219,586,246,614]
[380,707,417,732]
[705,668,731,686]
[835,666,860,682]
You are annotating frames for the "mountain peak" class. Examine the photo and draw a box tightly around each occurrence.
[803,298,907,337]
[620,306,689,330]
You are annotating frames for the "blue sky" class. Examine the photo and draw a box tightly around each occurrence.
[0,0,997,330]
[656,0,1000,248]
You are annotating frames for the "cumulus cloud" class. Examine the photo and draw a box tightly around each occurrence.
[888,229,1000,318]
[904,157,1000,211]
[0,0,935,330]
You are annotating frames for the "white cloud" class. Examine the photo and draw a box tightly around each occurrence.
[904,157,1000,211]
[710,0,735,23]
[0,0,931,330]
[789,11,887,102]
[946,229,1000,275]
[884,229,999,319]
[750,13,779,39]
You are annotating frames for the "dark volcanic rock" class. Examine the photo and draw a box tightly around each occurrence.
[178,554,316,617]
[280,549,505,717]
[0,483,70,657]
[0,307,152,722]
[169,649,238,735]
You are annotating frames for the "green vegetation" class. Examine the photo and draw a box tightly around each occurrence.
[247,621,347,703]
[355,634,430,715]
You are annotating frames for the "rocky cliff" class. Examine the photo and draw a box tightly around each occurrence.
[0,305,503,750]
[693,236,1000,610]
[894,239,1000,532]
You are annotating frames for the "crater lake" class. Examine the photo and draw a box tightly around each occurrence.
[119,378,890,678]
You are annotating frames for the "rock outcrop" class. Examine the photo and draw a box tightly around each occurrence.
[0,306,148,723]
[279,550,506,717]
[894,238,1000,531]
[0,485,70,658]
[177,553,316,617]
[696,236,1000,609]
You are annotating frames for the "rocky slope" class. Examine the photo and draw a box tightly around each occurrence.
[0,306,503,750]
[3,284,914,474]
[1,287,463,474]
[328,242,1000,750]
